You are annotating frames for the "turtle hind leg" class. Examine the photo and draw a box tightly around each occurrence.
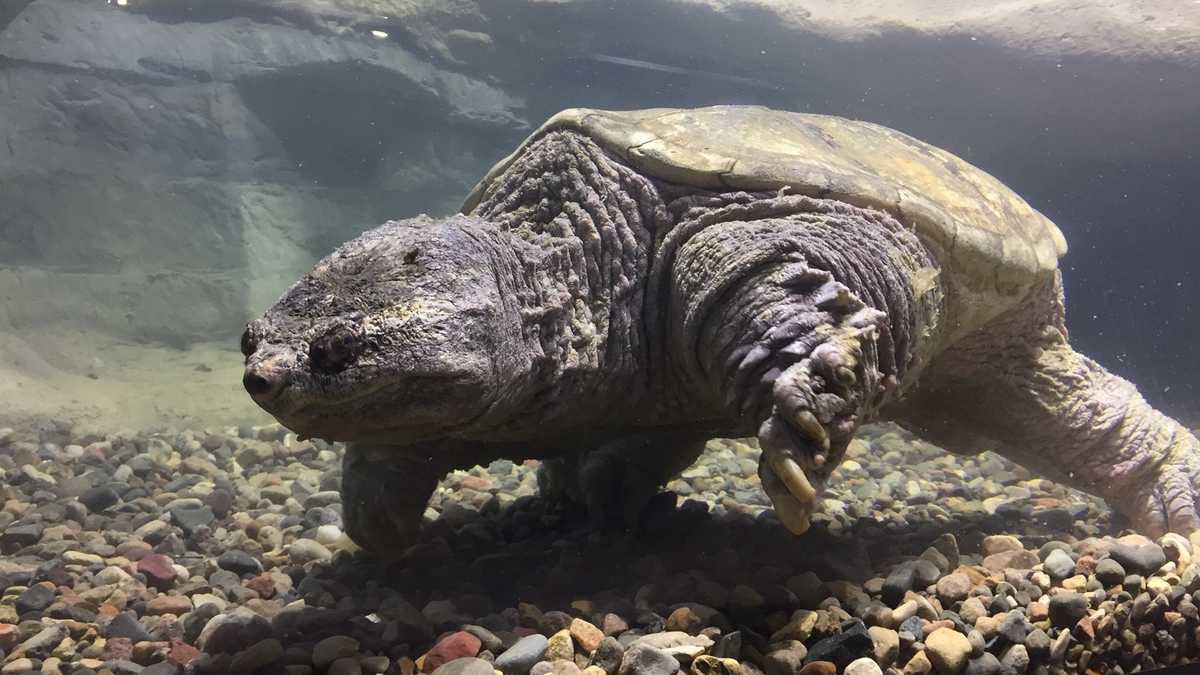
[906,272,1200,536]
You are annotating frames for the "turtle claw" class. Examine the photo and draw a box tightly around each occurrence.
[754,328,879,535]
[1119,438,1200,538]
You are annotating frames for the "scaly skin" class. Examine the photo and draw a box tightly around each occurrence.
[890,273,1200,537]
[660,193,940,532]
[244,126,1200,557]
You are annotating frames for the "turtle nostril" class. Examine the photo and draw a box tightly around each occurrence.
[243,369,283,399]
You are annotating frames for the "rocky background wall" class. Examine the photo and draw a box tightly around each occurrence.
[1,0,1198,431]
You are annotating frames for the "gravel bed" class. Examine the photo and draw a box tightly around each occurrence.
[0,422,1197,675]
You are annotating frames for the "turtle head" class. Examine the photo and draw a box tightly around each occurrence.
[241,215,525,443]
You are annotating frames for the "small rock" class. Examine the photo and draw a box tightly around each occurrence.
[431,658,495,675]
[981,536,1023,556]
[330,657,364,675]
[137,553,178,590]
[197,607,273,654]
[843,658,882,675]
[803,620,872,670]
[764,646,806,675]
[289,538,332,565]
[426,632,483,672]
[313,635,360,670]
[79,486,121,512]
[1047,593,1089,628]
[546,630,574,662]
[496,634,549,675]
[1094,558,1125,586]
[230,638,283,673]
[867,627,898,668]
[15,582,54,615]
[901,651,932,675]
[924,628,970,675]
[1042,549,1075,579]
[999,645,1029,675]
[105,612,151,642]
[217,550,261,576]
[935,573,971,605]
[570,618,605,653]
[146,595,192,616]
[619,644,679,675]
[982,550,1039,572]
[1107,543,1166,576]
[962,653,1001,675]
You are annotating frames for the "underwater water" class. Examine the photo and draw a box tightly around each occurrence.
[1,1,1200,674]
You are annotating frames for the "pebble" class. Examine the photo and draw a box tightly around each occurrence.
[619,644,679,675]
[1047,592,1089,628]
[230,637,283,672]
[331,658,364,675]
[289,538,332,564]
[962,652,1002,675]
[934,573,971,605]
[843,657,882,675]
[1042,549,1075,579]
[924,628,970,675]
[314,636,360,670]
[1094,558,1125,586]
[433,658,496,675]
[867,627,899,668]
[570,618,605,653]
[217,549,261,575]
[1108,542,1167,576]
[497,634,549,675]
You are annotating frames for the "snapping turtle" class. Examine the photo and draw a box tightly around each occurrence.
[242,106,1200,558]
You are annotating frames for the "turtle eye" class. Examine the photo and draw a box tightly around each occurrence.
[309,326,360,374]
[239,328,257,357]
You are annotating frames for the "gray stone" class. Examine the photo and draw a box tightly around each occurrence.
[170,505,216,535]
[496,634,549,675]
[330,658,364,675]
[1108,543,1167,576]
[105,612,151,642]
[15,583,54,614]
[433,658,497,675]
[230,638,283,673]
[963,652,1002,675]
[1047,592,1088,628]
[589,637,625,675]
[314,636,360,670]
[1042,549,1075,579]
[619,644,679,675]
[198,607,273,654]
[1094,558,1126,586]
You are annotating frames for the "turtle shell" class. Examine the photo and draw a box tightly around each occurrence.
[464,106,1068,334]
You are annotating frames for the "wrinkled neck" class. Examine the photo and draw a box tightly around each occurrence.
[463,131,669,436]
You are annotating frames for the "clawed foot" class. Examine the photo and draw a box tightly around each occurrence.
[1117,433,1200,538]
[757,326,883,534]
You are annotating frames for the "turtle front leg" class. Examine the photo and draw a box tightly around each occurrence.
[341,442,450,560]
[537,432,707,531]
[900,272,1200,536]
[664,197,939,534]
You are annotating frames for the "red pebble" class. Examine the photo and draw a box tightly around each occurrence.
[137,554,177,590]
[105,637,134,661]
[244,573,276,599]
[421,631,482,672]
[169,639,201,666]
